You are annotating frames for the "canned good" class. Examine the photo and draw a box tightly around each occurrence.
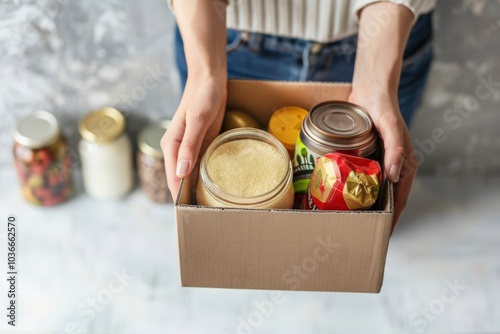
[293,101,379,208]
[268,106,308,159]
[137,120,172,203]
[304,153,382,211]
[221,110,260,132]
[13,111,72,206]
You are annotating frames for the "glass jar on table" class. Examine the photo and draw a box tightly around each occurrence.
[13,111,72,206]
[78,107,133,200]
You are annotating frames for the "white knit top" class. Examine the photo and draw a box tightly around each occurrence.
[170,0,436,43]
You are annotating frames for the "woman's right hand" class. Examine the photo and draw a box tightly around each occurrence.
[162,0,228,200]
[161,74,227,200]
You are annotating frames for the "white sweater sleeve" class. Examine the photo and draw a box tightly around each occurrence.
[353,0,436,23]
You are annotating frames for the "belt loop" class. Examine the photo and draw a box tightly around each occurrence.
[240,32,250,43]
[310,42,323,54]
[247,33,264,52]
[299,42,313,81]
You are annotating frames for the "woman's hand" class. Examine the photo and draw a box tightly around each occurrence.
[349,89,418,229]
[161,0,228,199]
[161,74,227,199]
[354,2,417,229]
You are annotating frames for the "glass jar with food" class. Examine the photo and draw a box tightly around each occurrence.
[13,111,72,206]
[137,120,172,203]
[196,128,293,209]
[78,107,133,200]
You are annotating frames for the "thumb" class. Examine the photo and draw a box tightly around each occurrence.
[176,116,209,178]
[377,114,406,183]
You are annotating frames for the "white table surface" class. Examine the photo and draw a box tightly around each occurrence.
[0,167,499,334]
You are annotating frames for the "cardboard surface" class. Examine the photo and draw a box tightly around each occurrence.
[226,79,352,127]
[175,79,394,293]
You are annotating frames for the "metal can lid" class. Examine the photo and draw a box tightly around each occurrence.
[138,119,170,159]
[303,101,377,153]
[268,106,308,151]
[14,110,60,149]
[79,107,125,143]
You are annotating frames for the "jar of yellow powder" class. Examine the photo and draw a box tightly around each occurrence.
[196,128,294,209]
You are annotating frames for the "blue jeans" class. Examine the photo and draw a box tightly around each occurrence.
[175,13,433,125]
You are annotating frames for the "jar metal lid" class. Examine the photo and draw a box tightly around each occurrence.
[138,119,170,159]
[14,110,60,149]
[302,101,378,155]
[79,107,125,143]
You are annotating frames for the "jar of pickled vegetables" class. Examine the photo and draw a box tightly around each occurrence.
[13,111,72,206]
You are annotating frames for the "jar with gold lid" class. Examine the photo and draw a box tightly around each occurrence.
[78,107,133,199]
[196,128,294,209]
[13,111,72,206]
[137,120,172,203]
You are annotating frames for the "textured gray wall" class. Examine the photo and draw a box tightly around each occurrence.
[411,0,500,175]
[0,0,180,165]
[0,0,499,175]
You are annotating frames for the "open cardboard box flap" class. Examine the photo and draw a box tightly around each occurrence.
[175,79,394,293]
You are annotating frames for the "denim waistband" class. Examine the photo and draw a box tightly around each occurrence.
[231,12,433,59]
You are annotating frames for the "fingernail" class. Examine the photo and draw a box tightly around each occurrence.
[176,159,190,177]
[390,164,401,183]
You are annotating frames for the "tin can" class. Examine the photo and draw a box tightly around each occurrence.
[13,111,72,206]
[268,106,308,159]
[292,101,379,208]
[304,153,382,211]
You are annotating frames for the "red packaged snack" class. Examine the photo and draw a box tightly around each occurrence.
[304,153,382,211]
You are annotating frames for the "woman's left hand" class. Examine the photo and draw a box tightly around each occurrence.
[353,2,418,230]
[348,89,418,230]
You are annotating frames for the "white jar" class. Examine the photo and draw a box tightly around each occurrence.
[78,107,133,199]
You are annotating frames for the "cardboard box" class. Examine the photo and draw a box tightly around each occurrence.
[175,79,394,293]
